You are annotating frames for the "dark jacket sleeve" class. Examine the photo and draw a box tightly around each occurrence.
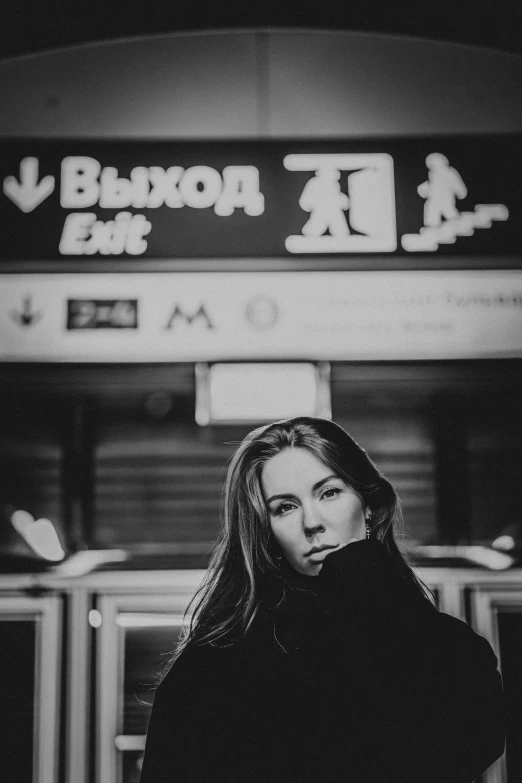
[415,615,506,783]
[139,645,239,783]
[318,539,506,783]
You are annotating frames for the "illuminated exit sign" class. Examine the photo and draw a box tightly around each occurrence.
[0,136,519,261]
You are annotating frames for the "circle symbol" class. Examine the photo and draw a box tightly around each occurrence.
[245,296,279,330]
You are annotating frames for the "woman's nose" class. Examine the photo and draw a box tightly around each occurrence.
[302,504,325,535]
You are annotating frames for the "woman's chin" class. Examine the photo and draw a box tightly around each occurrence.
[295,559,322,575]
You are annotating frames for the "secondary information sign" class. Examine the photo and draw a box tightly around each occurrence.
[1,270,521,361]
[0,135,520,261]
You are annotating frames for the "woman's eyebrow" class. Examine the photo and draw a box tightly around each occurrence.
[266,475,339,505]
[312,475,339,492]
[265,492,294,504]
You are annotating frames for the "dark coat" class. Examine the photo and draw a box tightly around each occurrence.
[140,539,506,782]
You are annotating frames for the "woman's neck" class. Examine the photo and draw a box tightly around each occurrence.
[279,556,322,595]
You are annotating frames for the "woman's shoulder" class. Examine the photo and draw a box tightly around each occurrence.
[428,609,499,667]
[156,640,238,692]
[173,636,245,666]
[158,621,272,692]
[318,539,499,667]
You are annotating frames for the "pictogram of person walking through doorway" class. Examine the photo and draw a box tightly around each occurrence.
[417,152,467,227]
[284,152,397,253]
[299,166,350,237]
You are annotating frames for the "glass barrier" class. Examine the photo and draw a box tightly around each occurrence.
[119,613,185,783]
[97,595,188,783]
[498,609,522,782]
[1,618,35,782]
[0,595,61,783]
[471,586,522,783]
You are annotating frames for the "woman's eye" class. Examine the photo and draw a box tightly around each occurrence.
[273,502,296,515]
[321,487,342,500]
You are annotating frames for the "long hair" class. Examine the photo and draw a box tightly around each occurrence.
[164,417,435,674]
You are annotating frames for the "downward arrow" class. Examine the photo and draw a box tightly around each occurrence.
[3,157,55,213]
[10,296,43,327]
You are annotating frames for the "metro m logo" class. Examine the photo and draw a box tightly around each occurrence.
[165,304,215,330]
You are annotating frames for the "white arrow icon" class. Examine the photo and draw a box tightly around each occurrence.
[3,157,55,213]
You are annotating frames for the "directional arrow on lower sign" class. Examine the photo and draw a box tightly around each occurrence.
[3,157,55,213]
[10,296,43,327]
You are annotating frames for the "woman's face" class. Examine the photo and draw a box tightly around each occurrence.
[261,447,367,575]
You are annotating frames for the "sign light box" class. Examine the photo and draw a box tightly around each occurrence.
[195,362,332,425]
[1,271,521,363]
[0,135,519,262]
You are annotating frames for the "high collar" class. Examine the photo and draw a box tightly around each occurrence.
[278,555,323,596]
[260,555,344,655]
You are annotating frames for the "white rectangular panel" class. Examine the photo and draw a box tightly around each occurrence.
[195,362,331,424]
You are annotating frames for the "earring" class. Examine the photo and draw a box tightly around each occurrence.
[365,511,372,540]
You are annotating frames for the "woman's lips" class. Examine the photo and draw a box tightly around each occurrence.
[306,547,337,561]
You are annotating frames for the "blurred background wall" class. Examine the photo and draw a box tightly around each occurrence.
[1,30,521,561]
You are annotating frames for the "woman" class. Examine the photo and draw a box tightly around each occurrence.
[140,417,506,783]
